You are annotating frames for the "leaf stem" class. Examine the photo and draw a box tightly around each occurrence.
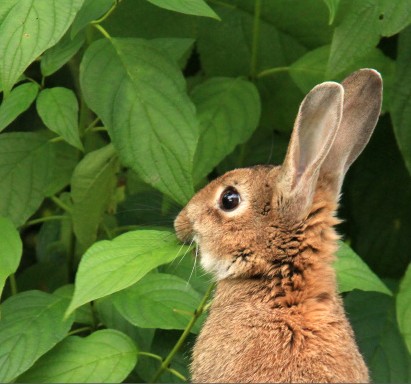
[257,66,290,79]
[138,351,163,362]
[151,282,215,382]
[166,367,187,382]
[67,326,92,336]
[9,274,18,296]
[250,0,262,79]
[51,195,73,214]
[23,215,69,228]
[91,0,120,25]
[92,23,112,40]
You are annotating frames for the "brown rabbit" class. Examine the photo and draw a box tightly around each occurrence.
[174,69,382,383]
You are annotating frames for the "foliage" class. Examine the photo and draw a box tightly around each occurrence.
[0,0,411,382]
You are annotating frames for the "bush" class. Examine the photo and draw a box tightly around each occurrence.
[0,0,410,382]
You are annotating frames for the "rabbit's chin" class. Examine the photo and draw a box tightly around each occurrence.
[199,250,232,280]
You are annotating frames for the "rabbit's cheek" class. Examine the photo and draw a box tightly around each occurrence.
[199,249,232,280]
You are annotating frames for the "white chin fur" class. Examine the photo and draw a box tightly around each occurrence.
[199,251,232,280]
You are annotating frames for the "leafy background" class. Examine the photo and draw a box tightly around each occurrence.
[0,0,411,382]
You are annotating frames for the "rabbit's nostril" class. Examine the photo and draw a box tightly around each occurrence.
[174,208,194,244]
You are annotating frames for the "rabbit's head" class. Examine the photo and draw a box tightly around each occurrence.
[174,69,382,280]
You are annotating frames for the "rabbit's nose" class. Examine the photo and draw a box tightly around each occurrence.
[174,208,194,244]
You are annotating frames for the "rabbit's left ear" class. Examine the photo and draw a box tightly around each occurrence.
[320,69,382,194]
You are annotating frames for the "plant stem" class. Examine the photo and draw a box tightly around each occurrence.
[9,274,18,296]
[50,196,72,214]
[257,66,290,79]
[151,282,215,383]
[166,367,187,382]
[250,0,262,79]
[23,215,69,228]
[138,351,163,362]
[68,326,92,336]
[93,23,112,40]
[91,0,120,25]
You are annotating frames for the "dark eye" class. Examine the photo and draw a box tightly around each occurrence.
[219,187,241,211]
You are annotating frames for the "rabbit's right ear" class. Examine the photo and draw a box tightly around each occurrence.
[275,82,344,221]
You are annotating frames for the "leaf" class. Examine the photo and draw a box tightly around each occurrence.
[66,230,182,315]
[17,330,138,383]
[150,37,195,68]
[0,216,22,298]
[0,82,39,132]
[335,242,391,295]
[36,87,83,150]
[112,273,201,331]
[41,32,85,77]
[71,0,114,37]
[146,0,220,20]
[390,25,411,176]
[71,144,118,250]
[397,262,411,353]
[0,132,54,227]
[191,77,260,182]
[0,0,85,95]
[0,291,74,382]
[80,38,199,205]
[345,291,411,383]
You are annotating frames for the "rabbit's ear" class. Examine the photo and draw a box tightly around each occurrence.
[276,81,344,219]
[320,69,382,194]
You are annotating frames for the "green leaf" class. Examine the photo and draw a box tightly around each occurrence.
[112,273,201,331]
[80,38,198,205]
[0,132,54,227]
[71,0,114,37]
[0,216,22,298]
[41,32,85,77]
[0,82,39,132]
[379,0,411,37]
[390,26,411,176]
[397,262,411,353]
[150,37,195,68]
[66,230,182,315]
[345,291,411,383]
[335,242,391,295]
[17,330,138,383]
[71,144,118,250]
[37,87,83,150]
[0,0,85,95]
[322,0,340,24]
[0,291,74,382]
[191,77,260,182]
[146,0,220,20]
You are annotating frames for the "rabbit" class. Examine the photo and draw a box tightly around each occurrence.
[174,69,382,383]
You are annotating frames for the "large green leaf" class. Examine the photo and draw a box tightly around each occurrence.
[0,82,39,132]
[326,0,411,77]
[345,291,411,383]
[66,230,182,315]
[80,38,198,205]
[71,144,118,250]
[146,0,220,20]
[37,87,83,150]
[397,262,411,353]
[0,291,74,382]
[335,242,391,295]
[112,273,201,331]
[390,26,411,176]
[0,216,22,298]
[0,0,85,95]
[41,32,85,77]
[0,132,54,227]
[191,77,260,182]
[17,330,137,383]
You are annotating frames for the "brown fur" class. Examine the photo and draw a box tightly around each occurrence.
[174,69,382,383]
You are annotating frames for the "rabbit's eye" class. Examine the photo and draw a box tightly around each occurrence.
[219,187,241,211]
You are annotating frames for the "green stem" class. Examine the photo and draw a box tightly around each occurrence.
[50,195,72,214]
[23,215,69,228]
[91,0,120,24]
[68,326,92,336]
[166,367,187,382]
[151,283,215,383]
[9,274,18,296]
[250,0,262,79]
[49,136,64,143]
[257,66,290,79]
[83,117,101,135]
[138,351,163,362]
[92,23,112,40]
